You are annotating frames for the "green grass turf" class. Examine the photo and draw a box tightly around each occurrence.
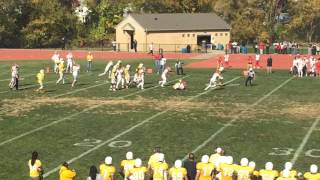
[0,59,320,179]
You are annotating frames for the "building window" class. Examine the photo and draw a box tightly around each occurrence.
[182,34,185,37]
[192,34,195,37]
[215,33,218,36]
[220,33,223,36]
[187,34,190,37]
[225,33,228,36]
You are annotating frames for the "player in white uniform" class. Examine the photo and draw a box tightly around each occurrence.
[116,66,125,90]
[309,56,316,76]
[9,64,19,90]
[297,57,304,77]
[71,64,80,87]
[51,51,60,73]
[98,61,114,80]
[224,54,230,67]
[136,63,145,90]
[204,67,224,90]
[158,67,170,87]
[66,52,73,73]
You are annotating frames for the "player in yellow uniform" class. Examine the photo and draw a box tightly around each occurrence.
[259,162,279,180]
[86,51,93,72]
[59,162,76,180]
[121,151,135,179]
[151,153,169,180]
[124,64,131,88]
[304,164,320,180]
[56,59,65,84]
[248,161,259,180]
[148,147,162,170]
[196,155,214,180]
[169,160,188,180]
[129,158,148,180]
[100,156,116,180]
[235,158,252,180]
[219,156,236,180]
[276,170,296,180]
[280,162,297,178]
[28,151,43,180]
[209,147,223,166]
[36,69,45,91]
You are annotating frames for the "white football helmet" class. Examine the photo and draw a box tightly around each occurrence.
[175,160,182,168]
[249,161,256,169]
[135,158,142,168]
[216,147,222,154]
[226,156,233,165]
[284,162,293,171]
[105,156,112,165]
[126,152,133,160]
[201,155,209,163]
[282,169,290,178]
[158,153,165,162]
[310,164,318,174]
[265,162,273,170]
[240,158,249,167]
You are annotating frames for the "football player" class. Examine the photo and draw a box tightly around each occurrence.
[66,52,73,73]
[204,68,224,90]
[304,164,320,180]
[56,58,65,85]
[51,51,60,73]
[218,156,236,180]
[100,156,116,180]
[136,63,145,90]
[129,158,148,180]
[209,147,223,165]
[116,65,125,90]
[9,64,19,90]
[235,158,252,180]
[71,63,80,87]
[99,61,114,80]
[159,67,170,87]
[148,147,162,170]
[124,64,131,88]
[169,160,188,180]
[280,162,297,178]
[36,69,45,91]
[121,152,135,179]
[150,153,168,180]
[276,170,296,180]
[173,79,186,90]
[259,162,279,180]
[248,161,259,180]
[195,155,214,180]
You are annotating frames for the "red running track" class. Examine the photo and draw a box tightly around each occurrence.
[0,49,198,61]
[186,54,320,70]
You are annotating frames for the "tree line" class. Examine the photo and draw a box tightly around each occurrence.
[0,0,319,48]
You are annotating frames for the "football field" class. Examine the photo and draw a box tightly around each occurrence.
[0,59,320,179]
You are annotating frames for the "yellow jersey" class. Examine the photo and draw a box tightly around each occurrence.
[196,162,214,180]
[59,166,76,180]
[169,167,187,180]
[151,161,169,180]
[37,72,44,82]
[280,170,297,178]
[87,54,93,61]
[124,68,130,80]
[148,153,161,167]
[28,159,42,177]
[121,159,135,177]
[58,63,65,73]
[100,164,116,180]
[235,165,252,180]
[259,169,279,180]
[209,153,220,164]
[219,163,237,180]
[304,172,320,180]
[129,166,148,180]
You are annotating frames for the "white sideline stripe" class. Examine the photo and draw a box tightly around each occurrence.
[182,77,294,161]
[43,76,240,178]
[290,116,320,165]
[0,75,191,147]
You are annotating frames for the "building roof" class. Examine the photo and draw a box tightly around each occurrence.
[129,13,231,32]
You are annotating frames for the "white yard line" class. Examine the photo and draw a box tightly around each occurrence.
[182,77,294,160]
[43,76,240,178]
[0,75,191,147]
[52,82,109,98]
[290,116,320,165]
[0,79,57,94]
[0,74,34,82]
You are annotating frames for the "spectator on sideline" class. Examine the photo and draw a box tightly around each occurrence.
[112,40,117,52]
[153,54,161,74]
[87,165,102,180]
[183,153,197,180]
[59,162,76,180]
[159,57,166,74]
[255,54,261,69]
[267,56,273,74]
[133,39,138,52]
[28,151,43,180]
[148,43,154,55]
[86,52,93,72]
[247,56,253,70]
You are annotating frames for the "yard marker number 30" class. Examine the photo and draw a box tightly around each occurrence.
[269,148,320,158]
[74,139,132,148]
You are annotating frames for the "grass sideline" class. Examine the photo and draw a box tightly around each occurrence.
[0,59,320,179]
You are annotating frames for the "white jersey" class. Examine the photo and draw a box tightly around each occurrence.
[224,55,229,62]
[116,69,124,79]
[210,72,222,82]
[51,54,60,62]
[161,69,169,78]
[297,59,303,69]
[72,65,80,76]
[255,54,260,61]
[66,53,73,64]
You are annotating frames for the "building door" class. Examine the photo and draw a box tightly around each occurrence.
[126,30,134,49]
[197,35,211,45]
